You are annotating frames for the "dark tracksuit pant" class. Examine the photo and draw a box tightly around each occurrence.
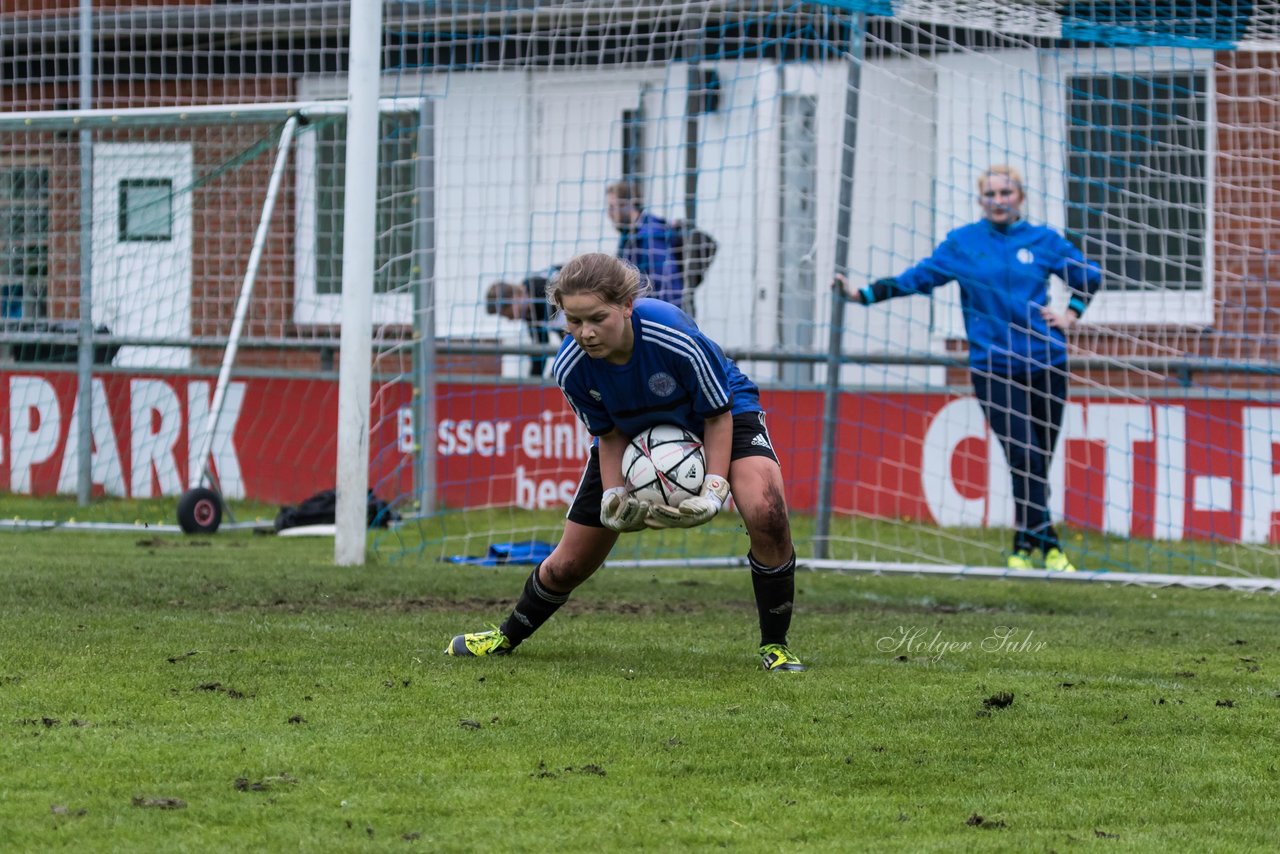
[971,366,1068,554]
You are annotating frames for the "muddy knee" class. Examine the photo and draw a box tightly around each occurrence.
[746,485,791,550]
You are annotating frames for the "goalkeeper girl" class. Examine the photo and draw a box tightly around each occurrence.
[839,164,1102,571]
[447,252,804,672]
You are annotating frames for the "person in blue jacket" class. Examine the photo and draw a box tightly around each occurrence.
[840,165,1102,572]
[447,252,804,672]
[607,180,685,308]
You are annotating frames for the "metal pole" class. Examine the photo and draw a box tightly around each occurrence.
[814,11,866,560]
[75,0,94,506]
[190,117,298,492]
[682,66,704,317]
[684,66,701,223]
[414,99,438,515]
[334,4,383,566]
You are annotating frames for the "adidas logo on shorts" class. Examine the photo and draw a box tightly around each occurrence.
[751,433,772,449]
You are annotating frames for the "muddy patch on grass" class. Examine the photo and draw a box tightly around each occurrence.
[171,586,1044,622]
[135,537,211,549]
[132,796,186,810]
[50,804,88,817]
[235,773,297,792]
[529,761,606,779]
[220,595,750,617]
[965,812,1007,829]
[195,682,252,699]
[977,692,1015,717]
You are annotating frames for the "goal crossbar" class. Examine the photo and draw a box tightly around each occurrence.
[0,99,423,131]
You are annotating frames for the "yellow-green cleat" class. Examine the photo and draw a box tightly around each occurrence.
[1043,548,1078,572]
[1007,549,1035,570]
[446,627,513,657]
[760,643,806,672]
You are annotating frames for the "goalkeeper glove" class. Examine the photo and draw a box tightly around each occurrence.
[600,487,650,533]
[646,475,730,529]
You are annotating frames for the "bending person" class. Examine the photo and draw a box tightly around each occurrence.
[449,252,804,672]
[485,267,563,377]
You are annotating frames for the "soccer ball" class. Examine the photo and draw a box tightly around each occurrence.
[621,424,706,508]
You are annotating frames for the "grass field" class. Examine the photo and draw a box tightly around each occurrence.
[2,522,1277,852]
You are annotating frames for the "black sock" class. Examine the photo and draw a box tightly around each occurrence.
[749,551,795,647]
[1019,526,1060,555]
[499,565,570,646]
[1040,525,1061,553]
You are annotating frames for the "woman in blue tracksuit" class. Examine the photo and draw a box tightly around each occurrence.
[841,165,1102,571]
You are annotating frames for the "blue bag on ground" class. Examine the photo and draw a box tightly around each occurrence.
[445,541,556,566]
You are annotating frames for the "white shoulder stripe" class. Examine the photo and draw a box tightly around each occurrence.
[550,342,596,429]
[639,319,728,408]
[640,319,723,390]
[566,397,591,429]
[648,337,728,409]
[551,340,587,387]
[641,321,726,407]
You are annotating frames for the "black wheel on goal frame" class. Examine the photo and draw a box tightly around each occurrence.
[177,487,223,534]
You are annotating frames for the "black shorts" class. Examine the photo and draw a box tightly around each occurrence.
[566,411,781,528]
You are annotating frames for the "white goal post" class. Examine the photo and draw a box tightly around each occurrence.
[334,1,385,566]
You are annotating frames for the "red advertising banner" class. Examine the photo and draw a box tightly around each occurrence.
[3,372,1277,544]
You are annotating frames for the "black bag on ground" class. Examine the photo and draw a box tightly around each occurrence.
[667,220,718,289]
[275,489,397,532]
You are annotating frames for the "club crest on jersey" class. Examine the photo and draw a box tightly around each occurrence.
[1016,248,1035,265]
[647,371,677,397]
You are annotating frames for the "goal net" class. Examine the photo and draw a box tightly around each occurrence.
[0,109,348,517]
[0,2,1276,580]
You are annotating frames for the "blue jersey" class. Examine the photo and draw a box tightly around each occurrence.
[551,298,760,439]
[867,219,1102,375]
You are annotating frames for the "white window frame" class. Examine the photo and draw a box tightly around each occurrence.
[928,47,1215,337]
[292,82,433,327]
[0,162,51,319]
[1041,47,1216,327]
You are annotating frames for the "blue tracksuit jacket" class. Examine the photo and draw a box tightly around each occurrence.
[857,219,1102,375]
[617,211,684,306]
